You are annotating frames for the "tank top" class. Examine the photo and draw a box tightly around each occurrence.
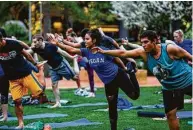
[147,43,192,90]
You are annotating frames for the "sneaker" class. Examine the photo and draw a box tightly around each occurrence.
[84,87,97,91]
[184,99,192,104]
[0,117,7,122]
[85,92,95,98]
[74,88,84,96]
[81,89,89,96]
[50,102,61,108]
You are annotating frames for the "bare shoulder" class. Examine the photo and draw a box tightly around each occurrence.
[166,43,179,53]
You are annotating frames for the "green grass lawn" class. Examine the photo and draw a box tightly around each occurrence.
[2,87,192,130]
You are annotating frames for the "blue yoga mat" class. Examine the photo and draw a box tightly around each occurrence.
[48,118,102,128]
[137,111,192,119]
[0,126,23,130]
[137,111,165,118]
[177,111,192,119]
[188,121,192,125]
[94,104,164,111]
[62,102,107,108]
[0,118,102,130]
[7,113,68,121]
[40,102,108,108]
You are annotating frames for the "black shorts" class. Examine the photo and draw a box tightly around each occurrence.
[0,76,9,104]
[162,85,192,113]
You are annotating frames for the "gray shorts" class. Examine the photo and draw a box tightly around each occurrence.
[49,59,75,83]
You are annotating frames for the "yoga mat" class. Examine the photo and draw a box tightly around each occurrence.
[124,128,136,130]
[0,118,102,129]
[48,118,102,128]
[7,113,68,121]
[62,102,107,108]
[188,121,192,125]
[177,111,192,119]
[39,102,108,108]
[94,104,164,111]
[137,111,165,118]
[138,111,192,119]
[94,108,109,112]
[0,126,23,130]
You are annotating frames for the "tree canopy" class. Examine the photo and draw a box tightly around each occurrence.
[111,1,192,32]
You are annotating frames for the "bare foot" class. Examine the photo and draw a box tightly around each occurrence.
[50,103,61,108]
[15,124,24,129]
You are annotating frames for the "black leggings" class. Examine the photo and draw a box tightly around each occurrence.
[0,76,9,104]
[105,68,140,130]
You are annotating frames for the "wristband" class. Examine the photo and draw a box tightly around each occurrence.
[34,62,37,66]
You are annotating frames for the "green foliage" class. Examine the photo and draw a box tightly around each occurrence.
[0,1,28,25]
[85,2,116,25]
[4,23,28,40]
[147,14,170,34]
[50,1,86,22]
[184,29,192,39]
[50,1,116,26]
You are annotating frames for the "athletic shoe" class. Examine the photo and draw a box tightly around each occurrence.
[0,117,7,122]
[81,89,89,96]
[184,99,192,104]
[85,92,95,98]
[84,87,97,91]
[74,88,84,96]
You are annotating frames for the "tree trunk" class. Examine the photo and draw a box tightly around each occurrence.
[42,1,51,77]
[42,1,51,37]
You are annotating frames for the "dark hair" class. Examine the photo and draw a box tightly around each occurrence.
[32,34,44,41]
[80,28,89,38]
[140,30,158,42]
[86,29,102,46]
[0,28,7,37]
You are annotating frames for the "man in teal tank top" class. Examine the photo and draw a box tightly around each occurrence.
[93,30,192,130]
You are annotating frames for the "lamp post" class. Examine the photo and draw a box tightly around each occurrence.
[39,1,42,35]
[28,1,32,42]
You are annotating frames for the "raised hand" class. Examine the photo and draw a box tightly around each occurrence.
[121,38,128,45]
[36,60,47,70]
[47,33,57,45]
[55,33,64,42]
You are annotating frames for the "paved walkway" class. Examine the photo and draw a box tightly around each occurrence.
[45,76,161,89]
